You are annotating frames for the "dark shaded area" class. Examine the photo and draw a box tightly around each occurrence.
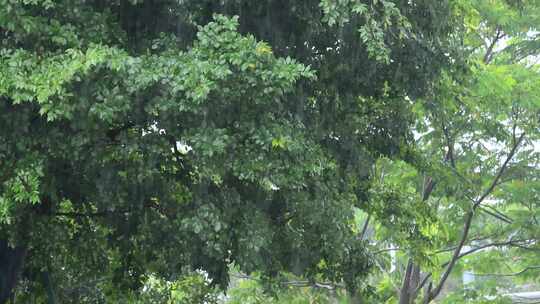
[0,240,26,304]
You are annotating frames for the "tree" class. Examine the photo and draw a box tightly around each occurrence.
[360,1,540,303]
[0,0,457,302]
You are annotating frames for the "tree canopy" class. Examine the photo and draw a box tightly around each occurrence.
[0,0,539,303]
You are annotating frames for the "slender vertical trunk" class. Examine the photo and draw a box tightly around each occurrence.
[398,259,414,304]
[0,239,26,304]
[410,264,420,300]
[42,271,56,304]
[399,260,421,304]
[399,176,436,304]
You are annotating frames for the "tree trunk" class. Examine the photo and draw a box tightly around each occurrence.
[398,259,413,304]
[399,259,421,304]
[0,239,26,304]
[42,271,56,304]
[398,176,436,304]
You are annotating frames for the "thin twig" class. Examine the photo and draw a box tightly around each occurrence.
[471,265,540,277]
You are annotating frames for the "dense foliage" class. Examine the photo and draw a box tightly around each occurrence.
[1,0,538,303]
[0,0,458,303]
[358,1,540,303]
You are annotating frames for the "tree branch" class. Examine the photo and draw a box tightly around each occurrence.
[471,265,540,277]
[441,122,456,168]
[230,273,344,290]
[360,214,371,240]
[478,205,513,224]
[483,27,506,64]
[475,133,525,206]
[415,273,432,296]
[427,132,526,301]
[373,247,403,254]
[439,239,534,268]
